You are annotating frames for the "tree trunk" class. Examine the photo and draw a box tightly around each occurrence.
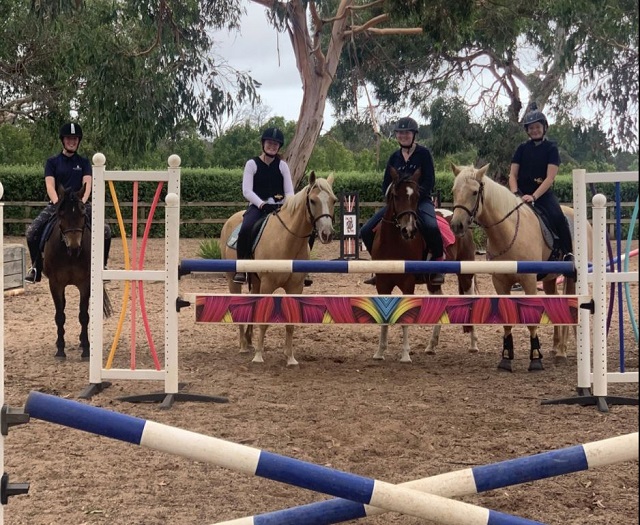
[274,0,352,187]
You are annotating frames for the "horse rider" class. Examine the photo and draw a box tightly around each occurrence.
[232,127,296,285]
[508,103,573,260]
[360,117,445,285]
[25,122,112,283]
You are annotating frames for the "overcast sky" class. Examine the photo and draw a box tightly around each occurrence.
[214,3,338,131]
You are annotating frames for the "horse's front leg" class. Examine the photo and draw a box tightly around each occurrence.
[238,325,254,354]
[373,325,389,360]
[50,284,67,359]
[425,325,440,355]
[498,326,515,372]
[284,324,298,366]
[527,325,544,371]
[78,285,90,360]
[399,325,411,363]
[252,324,268,363]
[543,277,569,365]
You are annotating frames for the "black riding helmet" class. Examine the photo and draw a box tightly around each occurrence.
[261,127,285,146]
[522,103,548,133]
[394,117,419,133]
[59,122,83,142]
[261,127,284,158]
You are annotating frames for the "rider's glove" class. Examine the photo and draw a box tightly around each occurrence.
[261,203,280,214]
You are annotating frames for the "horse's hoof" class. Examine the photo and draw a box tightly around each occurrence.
[528,359,544,372]
[554,355,568,366]
[497,359,513,372]
[239,349,251,355]
[251,355,264,363]
[468,348,479,354]
[286,358,299,367]
[399,357,412,364]
[424,348,436,355]
[372,354,385,361]
[54,352,66,360]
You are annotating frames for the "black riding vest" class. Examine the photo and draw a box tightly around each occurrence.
[251,156,286,201]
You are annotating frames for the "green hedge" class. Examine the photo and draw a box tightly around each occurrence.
[0,165,636,238]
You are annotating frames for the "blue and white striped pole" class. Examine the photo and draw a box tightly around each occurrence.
[212,432,638,525]
[179,258,574,276]
[25,392,545,525]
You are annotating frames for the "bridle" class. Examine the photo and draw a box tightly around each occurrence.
[452,177,527,258]
[58,198,87,249]
[382,178,419,229]
[275,183,334,239]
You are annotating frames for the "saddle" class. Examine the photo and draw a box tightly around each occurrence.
[527,203,574,280]
[226,214,270,255]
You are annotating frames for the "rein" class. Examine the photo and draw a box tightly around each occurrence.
[381,179,419,228]
[452,179,527,258]
[274,184,334,239]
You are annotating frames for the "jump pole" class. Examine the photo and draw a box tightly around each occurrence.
[82,154,226,408]
[24,391,546,525]
[211,432,639,525]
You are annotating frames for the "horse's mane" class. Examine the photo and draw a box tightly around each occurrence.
[456,165,519,218]
[281,177,336,214]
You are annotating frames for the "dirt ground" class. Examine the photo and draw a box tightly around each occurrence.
[3,235,638,525]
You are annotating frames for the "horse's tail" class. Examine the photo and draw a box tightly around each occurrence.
[103,286,113,318]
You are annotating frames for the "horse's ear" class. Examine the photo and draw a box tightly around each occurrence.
[308,171,316,185]
[451,164,461,176]
[390,166,400,183]
[327,172,335,186]
[76,182,86,201]
[57,184,66,199]
[476,164,490,180]
[412,167,421,182]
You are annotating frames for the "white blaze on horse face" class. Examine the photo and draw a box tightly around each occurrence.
[315,189,335,243]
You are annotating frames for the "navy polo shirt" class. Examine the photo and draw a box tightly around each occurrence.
[511,139,560,195]
[44,152,92,192]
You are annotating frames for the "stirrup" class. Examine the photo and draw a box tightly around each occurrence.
[233,272,247,284]
[363,275,376,285]
[25,267,42,283]
[304,274,313,287]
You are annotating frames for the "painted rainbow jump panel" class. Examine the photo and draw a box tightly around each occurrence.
[193,294,579,325]
[180,259,575,275]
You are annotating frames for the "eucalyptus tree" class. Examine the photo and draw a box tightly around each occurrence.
[328,0,639,149]
[0,0,258,155]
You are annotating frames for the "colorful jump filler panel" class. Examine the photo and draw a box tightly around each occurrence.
[195,295,579,326]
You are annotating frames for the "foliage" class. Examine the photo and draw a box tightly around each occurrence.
[197,238,222,259]
[326,0,638,148]
[0,0,259,156]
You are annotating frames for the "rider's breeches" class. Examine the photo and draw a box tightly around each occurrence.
[534,192,573,254]
[236,205,263,260]
[26,204,56,268]
[417,199,443,260]
[360,207,386,254]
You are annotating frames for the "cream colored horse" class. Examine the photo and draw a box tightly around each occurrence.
[219,172,336,365]
[449,164,591,371]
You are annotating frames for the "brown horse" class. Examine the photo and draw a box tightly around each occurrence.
[219,172,337,365]
[371,167,478,362]
[43,185,112,359]
[449,164,591,371]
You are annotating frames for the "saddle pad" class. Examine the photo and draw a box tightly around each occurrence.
[227,218,269,253]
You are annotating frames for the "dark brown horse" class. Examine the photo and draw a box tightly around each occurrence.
[43,185,111,359]
[371,167,478,362]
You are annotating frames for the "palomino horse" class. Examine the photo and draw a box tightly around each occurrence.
[449,164,590,371]
[43,185,112,359]
[219,172,337,365]
[371,167,478,362]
